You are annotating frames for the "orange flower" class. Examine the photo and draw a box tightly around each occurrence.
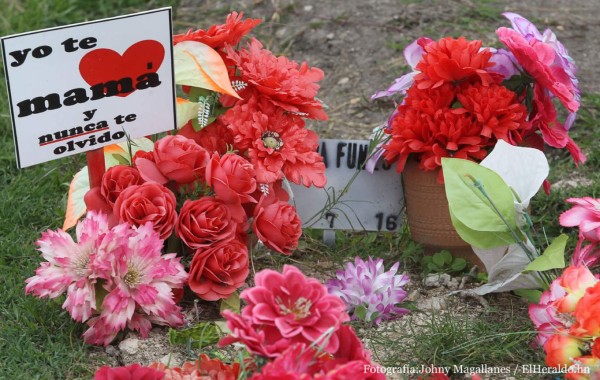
[555,266,598,314]
[544,332,584,368]
[572,282,600,337]
[414,37,499,89]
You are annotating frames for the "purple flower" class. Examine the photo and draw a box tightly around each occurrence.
[371,39,425,100]
[326,256,410,324]
[488,47,520,79]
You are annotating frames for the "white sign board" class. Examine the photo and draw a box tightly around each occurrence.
[1,8,176,168]
[291,139,405,232]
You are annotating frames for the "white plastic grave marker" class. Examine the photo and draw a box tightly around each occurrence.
[290,139,405,245]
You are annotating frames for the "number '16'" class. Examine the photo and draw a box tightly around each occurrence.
[375,213,398,231]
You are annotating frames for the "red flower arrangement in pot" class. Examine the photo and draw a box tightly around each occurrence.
[370,12,584,263]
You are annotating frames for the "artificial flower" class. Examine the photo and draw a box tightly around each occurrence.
[554,265,598,313]
[225,38,327,120]
[223,96,327,187]
[572,282,600,337]
[529,280,567,347]
[177,119,235,155]
[94,363,165,380]
[150,354,241,380]
[326,256,409,324]
[544,332,584,368]
[414,36,499,89]
[175,197,240,250]
[220,265,349,357]
[100,165,143,207]
[135,135,210,186]
[560,197,600,243]
[252,198,302,255]
[25,211,109,322]
[205,152,257,207]
[113,182,178,240]
[500,12,580,128]
[188,239,249,301]
[173,11,261,50]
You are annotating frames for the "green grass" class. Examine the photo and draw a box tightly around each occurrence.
[0,1,176,378]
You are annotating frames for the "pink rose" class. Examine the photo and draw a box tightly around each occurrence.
[136,135,209,185]
[188,239,249,301]
[205,152,257,206]
[176,197,238,250]
[113,183,177,239]
[101,165,143,207]
[253,199,301,255]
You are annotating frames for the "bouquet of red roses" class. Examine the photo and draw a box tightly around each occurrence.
[26,12,328,345]
[372,12,584,182]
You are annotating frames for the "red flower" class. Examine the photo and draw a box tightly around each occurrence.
[113,183,177,239]
[384,88,489,178]
[188,239,249,301]
[222,97,326,187]
[94,364,164,380]
[175,197,239,250]
[178,119,235,155]
[219,310,290,358]
[530,86,586,165]
[150,354,240,380]
[225,38,327,120]
[173,12,261,50]
[205,152,257,207]
[414,37,499,89]
[457,82,529,142]
[253,197,302,255]
[497,27,579,113]
[250,343,329,379]
[243,265,348,353]
[136,135,209,186]
[100,165,143,208]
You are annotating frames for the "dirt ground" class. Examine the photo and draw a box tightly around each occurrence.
[175,0,600,140]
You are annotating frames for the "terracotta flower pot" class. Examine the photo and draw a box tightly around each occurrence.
[402,159,483,268]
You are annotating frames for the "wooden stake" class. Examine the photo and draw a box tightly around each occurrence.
[86,148,105,188]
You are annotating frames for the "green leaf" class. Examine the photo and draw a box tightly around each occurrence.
[451,258,467,272]
[449,208,515,249]
[524,234,567,272]
[442,158,519,249]
[168,322,222,348]
[513,289,543,303]
[220,291,241,315]
[432,252,446,267]
[112,153,130,166]
[440,250,453,265]
[354,305,368,321]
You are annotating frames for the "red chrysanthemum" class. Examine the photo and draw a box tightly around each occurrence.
[221,96,326,187]
[414,37,499,89]
[173,12,261,49]
[225,38,327,120]
[457,82,529,142]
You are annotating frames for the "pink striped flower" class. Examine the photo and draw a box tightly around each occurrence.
[25,211,110,322]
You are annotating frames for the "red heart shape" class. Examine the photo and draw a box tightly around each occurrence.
[79,40,165,97]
